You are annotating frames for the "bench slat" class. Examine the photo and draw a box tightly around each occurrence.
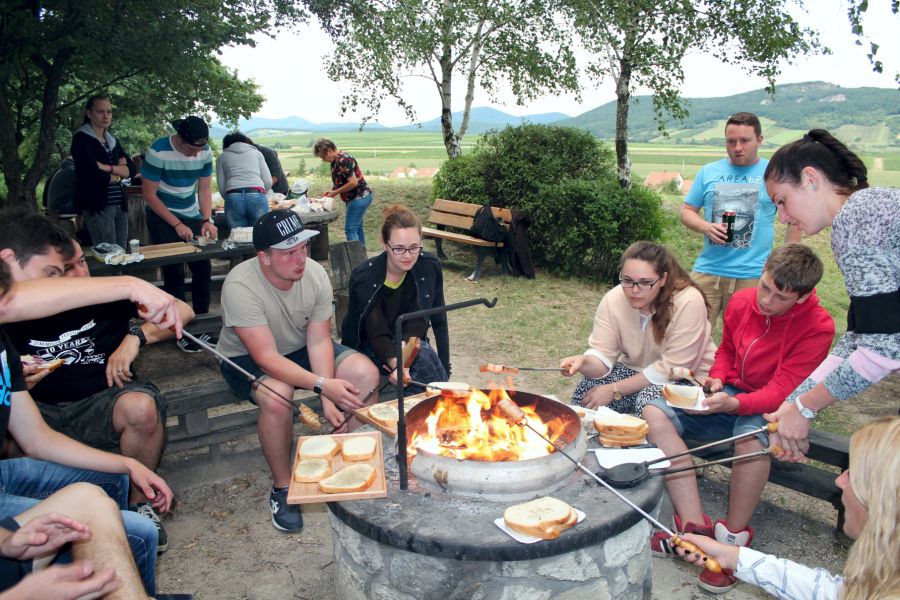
[421,227,502,247]
[428,211,476,230]
[433,199,512,223]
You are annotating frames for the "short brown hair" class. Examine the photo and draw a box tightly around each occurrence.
[726,112,762,137]
[381,204,421,242]
[312,138,336,158]
[763,243,823,296]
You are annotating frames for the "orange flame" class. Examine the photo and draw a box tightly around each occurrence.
[408,386,567,461]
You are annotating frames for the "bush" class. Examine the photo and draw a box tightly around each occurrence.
[431,123,664,282]
[528,178,664,280]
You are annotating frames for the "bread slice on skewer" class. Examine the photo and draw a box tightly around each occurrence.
[318,464,377,494]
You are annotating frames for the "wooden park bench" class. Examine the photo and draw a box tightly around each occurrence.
[421,199,512,281]
[687,428,849,531]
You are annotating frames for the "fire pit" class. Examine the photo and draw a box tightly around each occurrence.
[327,389,663,599]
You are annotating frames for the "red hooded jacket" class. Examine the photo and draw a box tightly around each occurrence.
[709,286,835,415]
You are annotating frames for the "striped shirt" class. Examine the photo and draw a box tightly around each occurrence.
[141,135,212,219]
[736,547,842,599]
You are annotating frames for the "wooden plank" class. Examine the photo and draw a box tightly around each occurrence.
[421,227,501,247]
[139,242,202,260]
[433,199,512,224]
[288,431,387,504]
[807,429,850,468]
[428,211,476,230]
[328,241,368,292]
[353,391,439,437]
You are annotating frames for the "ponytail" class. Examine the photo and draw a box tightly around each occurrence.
[765,129,868,195]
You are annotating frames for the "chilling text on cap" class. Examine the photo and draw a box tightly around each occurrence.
[276,214,302,236]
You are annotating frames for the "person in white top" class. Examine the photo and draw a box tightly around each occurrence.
[677,416,900,600]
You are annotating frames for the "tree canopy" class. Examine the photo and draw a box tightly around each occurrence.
[0,0,305,207]
[563,0,822,187]
[304,0,579,158]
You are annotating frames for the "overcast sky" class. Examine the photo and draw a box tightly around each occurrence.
[219,0,899,126]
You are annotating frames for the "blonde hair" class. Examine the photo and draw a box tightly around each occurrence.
[841,416,900,600]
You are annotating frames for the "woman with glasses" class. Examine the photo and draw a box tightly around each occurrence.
[762,130,900,462]
[677,416,900,600]
[561,240,716,415]
[341,205,450,389]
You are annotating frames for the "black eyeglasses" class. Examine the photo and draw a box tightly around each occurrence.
[388,245,422,256]
[619,276,662,290]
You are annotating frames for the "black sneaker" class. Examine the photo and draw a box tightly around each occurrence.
[269,486,303,532]
[132,502,168,553]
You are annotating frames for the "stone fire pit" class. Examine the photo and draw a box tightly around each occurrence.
[328,426,663,599]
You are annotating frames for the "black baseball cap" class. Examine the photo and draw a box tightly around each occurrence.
[172,116,209,147]
[253,209,319,252]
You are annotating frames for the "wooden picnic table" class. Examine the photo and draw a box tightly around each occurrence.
[87,240,258,277]
[213,206,341,261]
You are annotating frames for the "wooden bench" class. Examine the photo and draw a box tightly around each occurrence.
[421,199,512,281]
[329,241,368,337]
[687,428,849,531]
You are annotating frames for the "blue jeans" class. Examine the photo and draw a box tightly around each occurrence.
[646,385,769,446]
[344,192,373,245]
[224,190,269,229]
[0,459,157,595]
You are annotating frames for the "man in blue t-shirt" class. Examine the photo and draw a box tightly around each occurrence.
[681,112,800,325]
[142,116,218,322]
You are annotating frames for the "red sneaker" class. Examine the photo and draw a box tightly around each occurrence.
[698,567,738,593]
[650,513,713,558]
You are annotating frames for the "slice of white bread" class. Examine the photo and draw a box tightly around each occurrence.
[299,436,340,461]
[599,435,647,448]
[367,403,400,429]
[593,413,648,436]
[341,436,377,462]
[293,458,332,483]
[318,464,377,494]
[20,355,65,372]
[503,496,576,540]
[427,381,472,398]
[662,384,703,409]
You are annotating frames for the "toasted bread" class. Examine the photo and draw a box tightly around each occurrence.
[298,403,321,430]
[401,337,420,368]
[21,355,64,372]
[593,413,648,436]
[366,403,400,429]
[598,435,647,448]
[318,464,377,494]
[341,436,377,462]
[298,436,340,461]
[503,496,576,540]
[669,366,694,381]
[427,381,472,398]
[293,458,332,483]
[662,384,703,409]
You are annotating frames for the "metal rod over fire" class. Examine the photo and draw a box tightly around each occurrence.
[496,398,723,574]
[394,297,498,490]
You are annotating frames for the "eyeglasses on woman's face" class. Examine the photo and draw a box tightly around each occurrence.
[619,276,662,290]
[388,244,422,256]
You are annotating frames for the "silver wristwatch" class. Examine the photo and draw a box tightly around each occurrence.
[313,376,325,395]
[792,397,817,419]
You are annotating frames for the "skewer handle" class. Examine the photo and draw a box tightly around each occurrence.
[671,535,722,573]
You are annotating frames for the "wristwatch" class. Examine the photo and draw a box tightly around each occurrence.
[611,382,623,401]
[792,397,817,419]
[128,325,147,347]
[313,376,325,395]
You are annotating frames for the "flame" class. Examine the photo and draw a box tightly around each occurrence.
[408,386,568,461]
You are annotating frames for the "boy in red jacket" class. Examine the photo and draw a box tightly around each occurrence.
[643,244,835,594]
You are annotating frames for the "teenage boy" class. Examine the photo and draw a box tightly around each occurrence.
[643,244,835,594]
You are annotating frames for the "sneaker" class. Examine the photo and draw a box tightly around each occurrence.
[132,502,168,553]
[696,520,754,594]
[650,513,713,558]
[177,332,217,354]
[269,486,303,532]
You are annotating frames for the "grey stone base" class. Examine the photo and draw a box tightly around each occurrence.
[330,512,652,600]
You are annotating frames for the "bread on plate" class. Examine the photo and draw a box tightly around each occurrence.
[503,496,578,540]
[293,458,332,483]
[593,413,648,436]
[299,436,340,461]
[366,403,400,429]
[341,436,377,462]
[318,464,377,494]
[662,384,703,409]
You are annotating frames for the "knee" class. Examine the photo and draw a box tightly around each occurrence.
[338,354,379,386]
[115,394,161,431]
[735,435,764,455]
[643,405,671,431]
[255,382,295,419]
[67,483,119,517]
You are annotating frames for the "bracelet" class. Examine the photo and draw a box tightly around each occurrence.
[201,218,211,224]
[793,397,818,419]
[173,220,183,228]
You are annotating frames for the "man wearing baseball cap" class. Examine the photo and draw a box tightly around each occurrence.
[142,116,218,342]
[215,210,380,532]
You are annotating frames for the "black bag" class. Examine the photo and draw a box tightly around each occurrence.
[469,203,507,242]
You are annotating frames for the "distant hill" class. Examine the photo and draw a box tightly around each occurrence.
[212,106,570,139]
[559,81,899,149]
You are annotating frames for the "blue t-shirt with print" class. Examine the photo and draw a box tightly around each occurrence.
[0,331,27,439]
[686,158,776,279]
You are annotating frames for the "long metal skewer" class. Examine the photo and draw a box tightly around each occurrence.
[496,398,722,573]
[646,423,778,467]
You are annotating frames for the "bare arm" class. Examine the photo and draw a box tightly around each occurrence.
[197,175,217,239]
[784,224,802,243]
[681,203,729,245]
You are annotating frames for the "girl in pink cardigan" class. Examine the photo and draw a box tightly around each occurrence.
[561,241,716,416]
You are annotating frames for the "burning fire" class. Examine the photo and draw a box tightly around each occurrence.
[408,387,566,461]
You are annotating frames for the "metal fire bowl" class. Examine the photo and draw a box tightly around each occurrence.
[407,390,587,502]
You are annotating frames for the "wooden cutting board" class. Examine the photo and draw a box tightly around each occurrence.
[353,391,439,437]
[138,242,202,260]
[287,431,387,504]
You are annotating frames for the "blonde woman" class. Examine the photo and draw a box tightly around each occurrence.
[678,416,900,599]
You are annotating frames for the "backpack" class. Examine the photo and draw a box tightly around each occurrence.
[469,203,507,242]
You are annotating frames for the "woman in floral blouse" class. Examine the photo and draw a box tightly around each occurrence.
[314,138,373,245]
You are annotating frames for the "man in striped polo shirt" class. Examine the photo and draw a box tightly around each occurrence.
[142,117,218,333]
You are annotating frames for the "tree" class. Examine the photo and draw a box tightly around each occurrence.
[304,0,579,158]
[564,0,821,188]
[847,0,900,85]
[0,0,305,207]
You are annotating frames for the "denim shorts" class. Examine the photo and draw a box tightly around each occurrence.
[220,342,357,403]
[646,384,768,445]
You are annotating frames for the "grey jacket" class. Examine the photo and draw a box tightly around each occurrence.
[215,142,272,194]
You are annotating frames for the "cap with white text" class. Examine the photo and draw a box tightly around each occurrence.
[252,209,319,251]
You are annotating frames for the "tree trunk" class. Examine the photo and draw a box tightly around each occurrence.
[439,44,461,159]
[614,56,632,189]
